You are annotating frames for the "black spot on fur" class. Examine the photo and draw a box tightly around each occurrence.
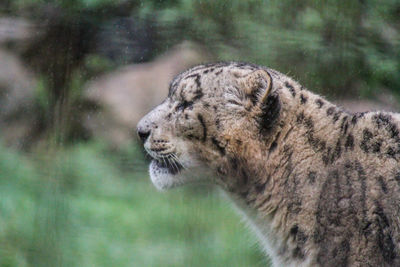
[192,89,204,102]
[285,81,296,97]
[168,79,180,97]
[308,171,316,184]
[296,112,305,124]
[360,129,373,153]
[215,118,221,129]
[255,181,267,193]
[287,200,302,214]
[374,201,396,263]
[229,157,238,171]
[351,115,358,125]
[247,90,259,105]
[314,169,352,266]
[333,139,342,160]
[345,134,354,150]
[319,140,326,151]
[351,112,366,125]
[291,231,305,258]
[215,69,223,75]
[217,166,226,175]
[290,225,299,236]
[235,62,248,67]
[290,225,308,259]
[240,168,249,186]
[282,160,302,215]
[323,142,343,165]
[332,111,341,122]
[340,116,349,134]
[335,239,350,267]
[259,93,280,134]
[355,162,368,226]
[184,73,201,88]
[268,140,278,155]
[290,225,308,244]
[326,107,335,116]
[300,94,307,104]
[304,117,314,129]
[197,114,207,142]
[387,147,396,158]
[211,137,225,155]
[292,247,304,259]
[322,149,330,165]
[187,134,199,140]
[372,139,382,153]
[267,132,280,155]
[394,171,400,188]
[377,176,388,194]
[315,99,325,108]
[194,75,201,88]
[296,113,327,154]
[388,123,399,140]
[374,113,392,129]
[374,113,400,142]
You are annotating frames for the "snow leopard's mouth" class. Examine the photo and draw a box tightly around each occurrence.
[150,156,183,175]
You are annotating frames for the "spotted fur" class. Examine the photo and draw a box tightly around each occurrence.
[137,62,400,267]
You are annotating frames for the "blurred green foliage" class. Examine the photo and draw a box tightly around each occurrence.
[142,0,400,98]
[0,142,267,266]
[2,0,399,99]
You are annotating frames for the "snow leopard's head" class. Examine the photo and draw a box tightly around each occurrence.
[137,62,281,190]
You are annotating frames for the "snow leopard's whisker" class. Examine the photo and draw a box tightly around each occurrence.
[164,155,178,173]
[172,158,182,173]
[169,158,178,173]
[171,153,186,170]
[162,157,168,168]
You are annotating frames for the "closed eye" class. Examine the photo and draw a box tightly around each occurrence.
[227,99,241,106]
[176,101,193,111]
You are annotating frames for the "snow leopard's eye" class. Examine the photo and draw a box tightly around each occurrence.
[175,101,193,112]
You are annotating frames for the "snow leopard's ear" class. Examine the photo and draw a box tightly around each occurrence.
[237,69,273,108]
[237,69,280,132]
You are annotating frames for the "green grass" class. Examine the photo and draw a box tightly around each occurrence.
[0,141,268,267]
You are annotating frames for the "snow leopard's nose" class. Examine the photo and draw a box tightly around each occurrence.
[137,127,151,143]
[137,103,165,143]
[137,113,153,143]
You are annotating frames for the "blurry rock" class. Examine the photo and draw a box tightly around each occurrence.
[84,42,210,146]
[0,17,36,48]
[0,48,37,148]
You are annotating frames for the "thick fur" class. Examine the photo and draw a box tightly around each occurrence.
[137,62,400,267]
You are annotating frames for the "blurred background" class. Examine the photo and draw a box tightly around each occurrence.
[0,0,399,266]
